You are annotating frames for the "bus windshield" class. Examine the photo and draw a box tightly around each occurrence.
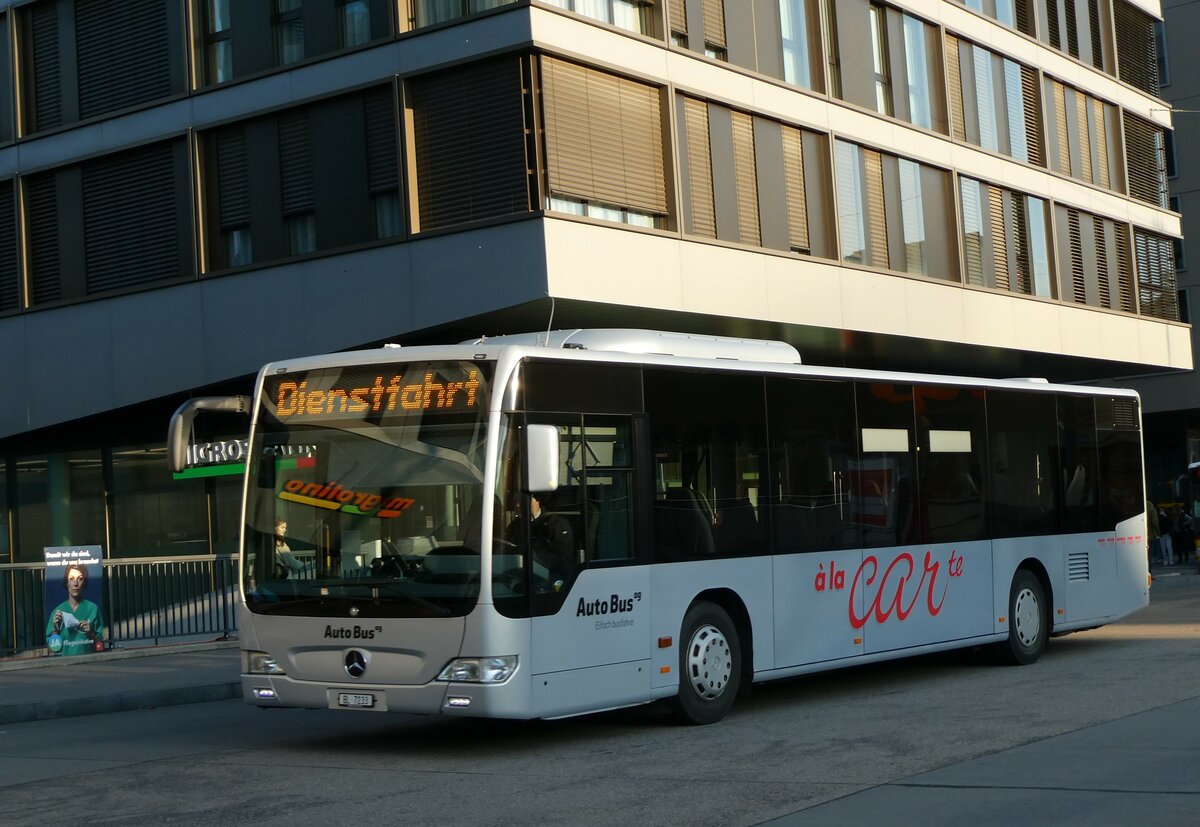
[242,360,493,618]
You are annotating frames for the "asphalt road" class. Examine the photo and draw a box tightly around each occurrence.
[1,574,1198,826]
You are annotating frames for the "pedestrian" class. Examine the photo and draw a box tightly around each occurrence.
[1147,500,1160,567]
[1178,510,1194,565]
[1160,507,1176,565]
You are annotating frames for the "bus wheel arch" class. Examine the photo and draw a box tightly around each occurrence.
[994,561,1051,665]
[672,590,752,725]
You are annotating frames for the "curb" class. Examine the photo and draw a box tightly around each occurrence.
[0,681,242,725]
[0,639,239,672]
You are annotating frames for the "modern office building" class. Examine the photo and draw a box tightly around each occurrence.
[0,0,1182,652]
[1119,0,1197,499]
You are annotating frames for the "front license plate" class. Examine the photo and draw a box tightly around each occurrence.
[337,692,376,708]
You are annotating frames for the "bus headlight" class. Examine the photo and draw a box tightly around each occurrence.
[243,650,287,675]
[437,656,517,684]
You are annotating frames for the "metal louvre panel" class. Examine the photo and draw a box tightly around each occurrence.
[0,180,16,312]
[989,185,1008,291]
[1011,193,1031,294]
[703,0,726,48]
[864,148,888,270]
[668,0,686,36]
[1135,229,1179,319]
[1015,0,1034,35]
[363,86,399,193]
[781,125,809,252]
[1125,114,1168,207]
[1087,0,1103,69]
[278,111,314,214]
[1067,208,1085,303]
[75,0,172,120]
[1114,0,1159,96]
[82,141,180,294]
[410,58,528,231]
[1096,218,1111,308]
[1045,0,1061,50]
[731,110,760,246]
[682,96,715,237]
[30,3,61,131]
[1064,0,1079,58]
[1021,66,1043,167]
[945,34,965,142]
[542,57,666,215]
[1116,224,1134,312]
[26,174,60,305]
[216,129,249,226]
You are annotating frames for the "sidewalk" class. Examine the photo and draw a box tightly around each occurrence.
[0,640,241,725]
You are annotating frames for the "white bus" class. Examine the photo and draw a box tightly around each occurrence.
[168,329,1149,724]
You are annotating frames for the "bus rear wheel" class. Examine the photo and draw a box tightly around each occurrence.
[994,569,1048,665]
[672,602,741,725]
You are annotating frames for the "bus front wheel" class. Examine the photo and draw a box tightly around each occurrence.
[672,602,741,725]
[995,569,1048,665]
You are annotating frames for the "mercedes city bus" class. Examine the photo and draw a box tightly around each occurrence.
[168,329,1149,724]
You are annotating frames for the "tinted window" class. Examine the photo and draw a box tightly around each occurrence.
[1096,396,1143,527]
[987,390,1060,538]
[1059,394,1102,533]
[767,377,859,552]
[855,383,920,546]
[915,385,987,543]
[646,370,767,559]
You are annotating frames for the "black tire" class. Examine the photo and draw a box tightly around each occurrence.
[994,569,1048,665]
[672,602,741,725]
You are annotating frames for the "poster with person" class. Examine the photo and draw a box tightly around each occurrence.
[43,545,105,656]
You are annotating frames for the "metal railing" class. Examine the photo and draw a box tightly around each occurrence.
[1,555,238,657]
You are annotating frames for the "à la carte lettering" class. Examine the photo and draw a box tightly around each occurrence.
[814,550,964,629]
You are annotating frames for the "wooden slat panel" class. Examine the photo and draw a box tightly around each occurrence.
[989,185,1009,291]
[864,148,888,269]
[1075,89,1093,184]
[945,34,965,142]
[1010,192,1031,294]
[683,96,715,238]
[782,125,809,252]
[731,110,760,246]
[1052,81,1071,175]
[1093,99,1110,189]
[668,0,687,37]
[703,0,726,48]
[542,57,666,215]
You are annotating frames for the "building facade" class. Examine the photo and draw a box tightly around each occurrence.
[0,0,1182,651]
[1120,0,1197,500]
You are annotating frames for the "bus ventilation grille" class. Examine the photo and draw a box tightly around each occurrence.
[1067,552,1090,581]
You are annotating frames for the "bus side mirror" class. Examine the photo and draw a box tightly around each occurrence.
[167,396,252,473]
[525,424,560,493]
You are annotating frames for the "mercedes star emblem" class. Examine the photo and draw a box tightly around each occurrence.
[345,649,367,678]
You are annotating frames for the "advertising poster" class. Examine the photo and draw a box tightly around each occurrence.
[43,545,106,656]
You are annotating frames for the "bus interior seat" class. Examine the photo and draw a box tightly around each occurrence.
[655,487,716,558]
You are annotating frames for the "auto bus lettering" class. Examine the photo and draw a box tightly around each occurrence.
[843,550,964,629]
[576,593,638,617]
[323,625,381,640]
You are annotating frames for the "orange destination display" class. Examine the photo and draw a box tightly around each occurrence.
[266,362,488,424]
